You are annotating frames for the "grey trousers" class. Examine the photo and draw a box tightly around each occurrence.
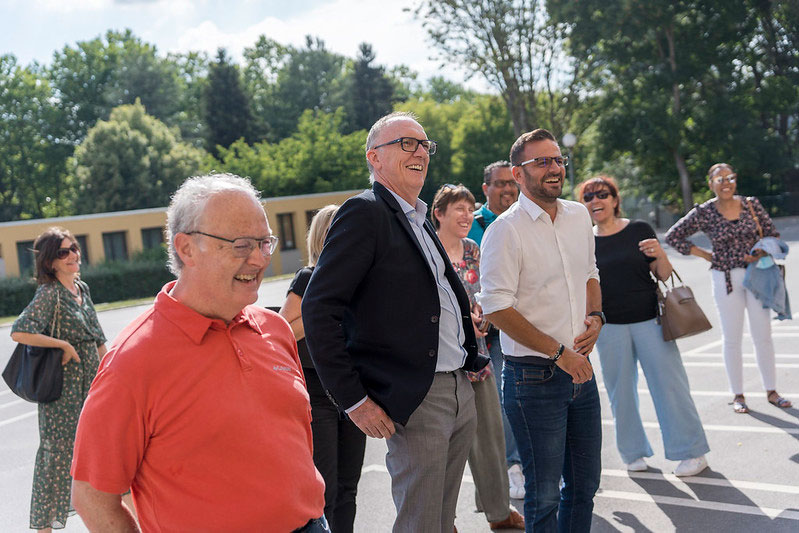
[386,370,477,533]
[468,373,511,522]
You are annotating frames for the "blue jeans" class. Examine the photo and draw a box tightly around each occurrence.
[595,319,709,463]
[503,358,601,533]
[487,332,521,467]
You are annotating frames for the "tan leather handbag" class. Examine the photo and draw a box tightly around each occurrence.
[655,270,712,341]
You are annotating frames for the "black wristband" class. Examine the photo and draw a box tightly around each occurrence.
[588,311,606,325]
[552,343,565,362]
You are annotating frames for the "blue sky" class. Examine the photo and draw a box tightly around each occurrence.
[0,0,478,88]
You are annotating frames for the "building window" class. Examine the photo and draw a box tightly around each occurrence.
[75,235,89,265]
[277,213,296,251]
[141,227,164,250]
[16,240,35,276]
[306,209,319,229]
[102,231,128,262]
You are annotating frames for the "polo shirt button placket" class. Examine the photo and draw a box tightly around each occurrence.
[431,315,439,323]
[428,349,436,358]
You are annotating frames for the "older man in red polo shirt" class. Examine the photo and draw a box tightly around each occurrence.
[71,174,326,532]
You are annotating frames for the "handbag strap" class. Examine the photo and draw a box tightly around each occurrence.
[746,198,763,239]
[50,290,61,339]
[656,269,683,291]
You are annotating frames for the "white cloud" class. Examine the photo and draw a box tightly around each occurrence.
[32,0,110,12]
[173,0,491,90]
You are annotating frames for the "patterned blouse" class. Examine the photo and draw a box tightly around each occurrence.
[451,238,491,382]
[665,196,778,293]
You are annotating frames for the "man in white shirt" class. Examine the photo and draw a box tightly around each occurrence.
[478,128,603,532]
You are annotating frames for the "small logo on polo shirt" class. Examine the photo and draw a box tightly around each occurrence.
[273,365,293,372]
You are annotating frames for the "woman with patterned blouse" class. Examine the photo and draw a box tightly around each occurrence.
[11,227,108,531]
[666,163,792,413]
[431,184,524,531]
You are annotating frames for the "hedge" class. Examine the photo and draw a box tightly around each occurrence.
[1,259,174,317]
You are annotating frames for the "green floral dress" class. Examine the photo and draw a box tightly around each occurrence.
[12,280,106,530]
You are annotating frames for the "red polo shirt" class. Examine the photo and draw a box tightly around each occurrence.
[72,281,325,532]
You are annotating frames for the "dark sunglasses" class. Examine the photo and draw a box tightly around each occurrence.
[56,243,80,259]
[582,190,611,203]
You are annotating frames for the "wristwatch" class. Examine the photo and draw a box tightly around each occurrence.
[588,311,606,325]
[551,343,565,362]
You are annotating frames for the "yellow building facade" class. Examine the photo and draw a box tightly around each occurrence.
[0,189,360,279]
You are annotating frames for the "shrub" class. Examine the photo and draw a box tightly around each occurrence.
[0,258,174,317]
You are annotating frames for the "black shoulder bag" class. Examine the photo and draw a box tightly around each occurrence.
[2,291,65,403]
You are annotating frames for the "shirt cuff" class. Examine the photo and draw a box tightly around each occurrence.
[344,396,368,413]
[476,292,516,316]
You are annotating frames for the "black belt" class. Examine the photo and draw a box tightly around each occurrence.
[504,355,555,366]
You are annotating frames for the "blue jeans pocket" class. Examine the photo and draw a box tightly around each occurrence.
[519,365,555,384]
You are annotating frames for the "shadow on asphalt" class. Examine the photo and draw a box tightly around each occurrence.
[620,467,799,532]
[747,407,799,464]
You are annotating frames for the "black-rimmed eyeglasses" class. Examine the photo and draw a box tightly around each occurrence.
[56,243,80,260]
[517,156,569,169]
[188,231,279,257]
[372,137,437,155]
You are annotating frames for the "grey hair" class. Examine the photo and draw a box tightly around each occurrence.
[365,111,420,177]
[166,173,262,276]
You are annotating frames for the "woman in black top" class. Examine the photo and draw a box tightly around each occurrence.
[279,205,365,533]
[578,176,709,477]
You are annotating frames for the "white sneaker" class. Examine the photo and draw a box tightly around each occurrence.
[626,457,648,472]
[508,464,525,499]
[674,455,708,477]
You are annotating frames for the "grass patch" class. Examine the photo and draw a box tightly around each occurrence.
[0,274,295,327]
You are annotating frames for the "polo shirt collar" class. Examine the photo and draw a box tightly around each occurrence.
[155,281,261,344]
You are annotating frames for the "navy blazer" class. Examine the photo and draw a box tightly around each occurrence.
[302,181,489,425]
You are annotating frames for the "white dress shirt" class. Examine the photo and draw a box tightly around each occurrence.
[477,193,599,359]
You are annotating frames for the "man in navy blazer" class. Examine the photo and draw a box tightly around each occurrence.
[302,112,489,532]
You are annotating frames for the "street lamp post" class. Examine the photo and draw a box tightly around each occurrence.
[562,132,577,198]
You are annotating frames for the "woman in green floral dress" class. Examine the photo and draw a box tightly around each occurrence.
[11,227,107,531]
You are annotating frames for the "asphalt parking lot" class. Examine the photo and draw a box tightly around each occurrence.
[1,218,797,532]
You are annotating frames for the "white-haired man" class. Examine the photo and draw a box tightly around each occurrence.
[71,174,326,532]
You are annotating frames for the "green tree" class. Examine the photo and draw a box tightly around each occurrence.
[49,29,183,143]
[414,0,584,137]
[72,101,210,213]
[242,36,289,143]
[205,48,254,156]
[167,50,211,146]
[450,95,516,194]
[0,55,73,221]
[343,43,397,132]
[548,0,788,212]
[270,37,346,139]
[216,109,368,197]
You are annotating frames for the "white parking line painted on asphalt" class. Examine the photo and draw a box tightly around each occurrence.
[596,489,799,521]
[602,469,799,495]
[601,420,799,435]
[681,353,799,359]
[0,410,36,428]
[682,362,799,368]
[684,340,723,355]
[599,386,799,398]
[362,463,478,484]
[0,398,25,410]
